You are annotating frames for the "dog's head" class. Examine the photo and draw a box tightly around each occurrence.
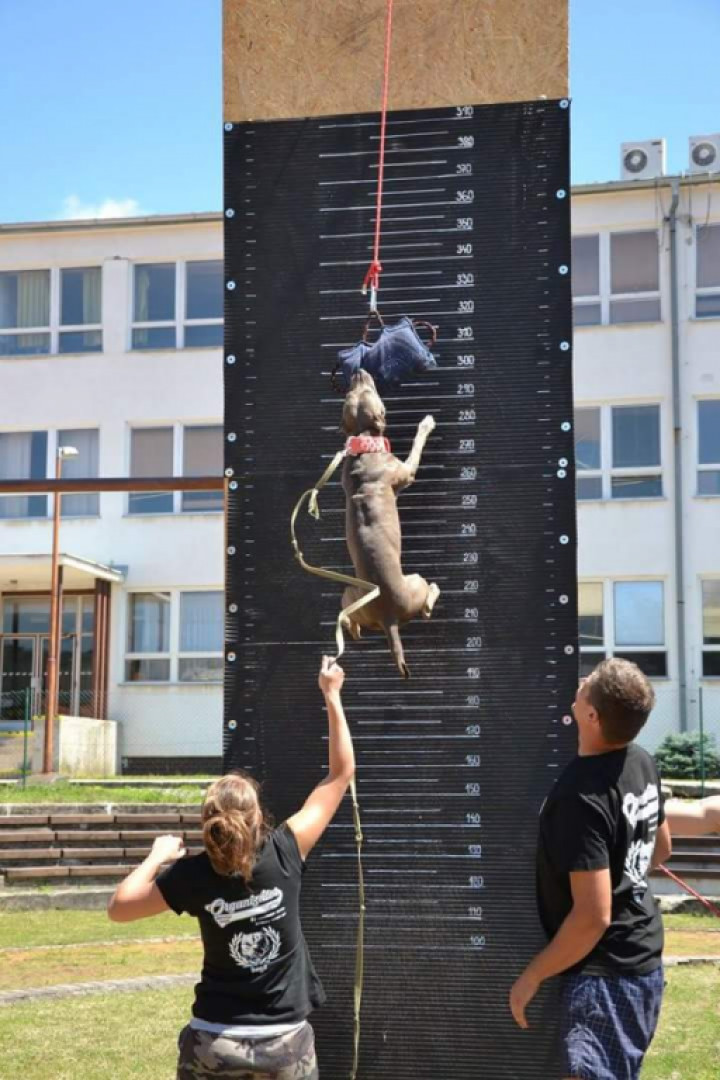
[342,369,387,436]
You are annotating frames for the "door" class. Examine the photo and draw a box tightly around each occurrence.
[0,636,36,731]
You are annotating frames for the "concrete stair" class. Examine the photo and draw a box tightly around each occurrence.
[0,807,202,886]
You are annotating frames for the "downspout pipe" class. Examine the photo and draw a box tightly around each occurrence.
[667,179,687,732]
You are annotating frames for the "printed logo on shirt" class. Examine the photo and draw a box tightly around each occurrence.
[229,926,282,973]
[205,887,285,928]
[622,783,659,892]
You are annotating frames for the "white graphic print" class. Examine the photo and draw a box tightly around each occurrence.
[622,784,659,891]
[229,926,282,972]
[204,888,284,928]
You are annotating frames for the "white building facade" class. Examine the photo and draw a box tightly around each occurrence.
[0,173,718,770]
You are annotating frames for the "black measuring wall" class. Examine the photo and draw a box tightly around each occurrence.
[224,100,577,1079]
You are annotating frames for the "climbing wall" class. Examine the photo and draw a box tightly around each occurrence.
[223,99,576,1079]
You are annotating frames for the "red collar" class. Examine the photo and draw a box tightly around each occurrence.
[345,435,391,456]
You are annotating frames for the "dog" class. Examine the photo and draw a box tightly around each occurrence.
[339,369,440,678]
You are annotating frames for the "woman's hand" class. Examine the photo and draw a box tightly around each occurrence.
[150,834,186,865]
[318,655,345,697]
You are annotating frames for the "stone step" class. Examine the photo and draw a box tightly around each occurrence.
[0,846,204,865]
[5,866,132,884]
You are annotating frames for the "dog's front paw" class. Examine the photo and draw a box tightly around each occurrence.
[419,415,436,437]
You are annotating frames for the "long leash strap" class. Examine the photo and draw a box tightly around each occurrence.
[290,448,375,1078]
[659,863,720,918]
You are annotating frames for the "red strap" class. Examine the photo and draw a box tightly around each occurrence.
[659,863,720,918]
[361,0,394,307]
[346,435,391,456]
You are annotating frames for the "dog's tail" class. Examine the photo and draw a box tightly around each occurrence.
[385,622,410,679]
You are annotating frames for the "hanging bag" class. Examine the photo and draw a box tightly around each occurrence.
[331,314,437,394]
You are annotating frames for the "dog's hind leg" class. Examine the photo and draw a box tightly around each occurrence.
[422,581,441,619]
[385,622,410,679]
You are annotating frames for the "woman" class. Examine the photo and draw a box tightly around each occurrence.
[108,656,354,1079]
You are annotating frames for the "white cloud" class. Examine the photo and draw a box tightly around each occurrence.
[59,195,150,220]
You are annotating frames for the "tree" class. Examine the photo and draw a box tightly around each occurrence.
[654,732,720,781]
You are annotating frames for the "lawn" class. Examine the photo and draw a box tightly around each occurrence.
[0,779,206,804]
[0,909,198,949]
[643,965,720,1080]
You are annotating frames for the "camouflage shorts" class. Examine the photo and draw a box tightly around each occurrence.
[176,1021,319,1079]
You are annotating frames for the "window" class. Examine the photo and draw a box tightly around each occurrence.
[179,592,224,681]
[182,426,224,512]
[572,235,601,326]
[129,427,174,515]
[0,270,50,356]
[125,590,223,682]
[60,268,102,353]
[129,424,223,515]
[574,404,662,500]
[702,580,720,677]
[125,592,171,681]
[571,232,660,328]
[696,224,720,318]
[0,431,48,518]
[578,580,667,678]
[185,261,223,346]
[58,429,99,516]
[0,268,102,356]
[132,261,222,349]
[698,400,720,495]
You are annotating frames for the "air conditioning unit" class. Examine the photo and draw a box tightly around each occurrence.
[689,134,720,174]
[620,139,666,181]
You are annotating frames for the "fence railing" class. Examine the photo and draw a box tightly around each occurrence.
[0,690,32,786]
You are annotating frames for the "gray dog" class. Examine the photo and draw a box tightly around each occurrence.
[340,370,440,678]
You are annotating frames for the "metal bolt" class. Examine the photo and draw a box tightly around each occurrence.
[229,603,238,614]
[557,469,567,479]
[559,265,569,275]
[556,189,567,200]
[559,594,569,605]
[559,535,569,545]
[227,433,237,443]
[561,421,572,432]
[227,546,236,556]
[227,652,236,662]
[562,715,573,726]
[226,280,236,291]
[226,354,236,365]
[559,99,569,109]
[225,208,235,218]
[560,341,570,352]
[559,458,568,468]
[229,480,238,491]
[224,467,234,478]
[564,644,575,655]
[224,122,233,132]
[228,719,237,730]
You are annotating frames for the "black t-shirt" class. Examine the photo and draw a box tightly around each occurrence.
[536,743,665,976]
[156,823,326,1025]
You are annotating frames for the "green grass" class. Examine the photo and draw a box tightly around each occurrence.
[0,938,202,991]
[643,965,720,1079]
[0,986,191,1080]
[0,909,198,949]
[663,912,720,933]
[0,780,205,804]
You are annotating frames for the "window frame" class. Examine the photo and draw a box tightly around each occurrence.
[701,578,720,679]
[697,398,720,497]
[695,222,720,319]
[572,230,662,328]
[575,403,663,502]
[127,422,223,516]
[0,266,103,358]
[130,260,223,351]
[578,578,669,679]
[123,588,224,684]
[0,427,100,520]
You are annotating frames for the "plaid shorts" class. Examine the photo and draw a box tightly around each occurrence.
[176,1020,319,1079]
[560,967,664,1080]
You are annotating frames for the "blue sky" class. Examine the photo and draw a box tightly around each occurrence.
[0,0,718,223]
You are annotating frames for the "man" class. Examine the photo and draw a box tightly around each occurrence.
[665,795,720,836]
[510,658,672,1080]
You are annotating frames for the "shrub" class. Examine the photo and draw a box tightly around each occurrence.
[654,731,720,780]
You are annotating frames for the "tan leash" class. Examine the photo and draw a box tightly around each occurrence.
[290,447,374,1079]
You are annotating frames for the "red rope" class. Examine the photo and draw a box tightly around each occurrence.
[362,0,394,308]
[659,863,720,918]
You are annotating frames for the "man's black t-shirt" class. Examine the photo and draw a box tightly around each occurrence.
[536,743,665,976]
[156,823,326,1025]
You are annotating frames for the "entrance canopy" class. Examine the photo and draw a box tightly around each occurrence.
[0,554,125,591]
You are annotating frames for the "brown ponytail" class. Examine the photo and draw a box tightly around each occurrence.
[201,773,267,880]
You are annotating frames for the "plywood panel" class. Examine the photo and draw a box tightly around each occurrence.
[223,0,568,121]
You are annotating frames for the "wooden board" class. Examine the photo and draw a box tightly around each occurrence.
[223,0,568,121]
